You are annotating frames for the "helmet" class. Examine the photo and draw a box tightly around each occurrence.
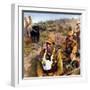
[46,38,55,45]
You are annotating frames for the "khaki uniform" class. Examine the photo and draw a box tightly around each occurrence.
[37,48,63,76]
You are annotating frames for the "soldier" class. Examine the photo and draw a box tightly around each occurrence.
[65,29,74,58]
[37,38,64,76]
[24,16,32,45]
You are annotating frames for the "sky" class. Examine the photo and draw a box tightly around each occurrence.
[24,11,81,24]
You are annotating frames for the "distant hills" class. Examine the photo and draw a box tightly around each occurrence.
[34,18,80,36]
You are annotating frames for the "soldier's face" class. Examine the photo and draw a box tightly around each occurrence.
[46,43,52,53]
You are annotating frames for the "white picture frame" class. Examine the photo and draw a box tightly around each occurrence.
[11,3,87,87]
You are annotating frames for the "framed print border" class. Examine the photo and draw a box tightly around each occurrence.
[11,4,87,87]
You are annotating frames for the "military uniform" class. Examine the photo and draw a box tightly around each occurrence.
[37,39,63,76]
